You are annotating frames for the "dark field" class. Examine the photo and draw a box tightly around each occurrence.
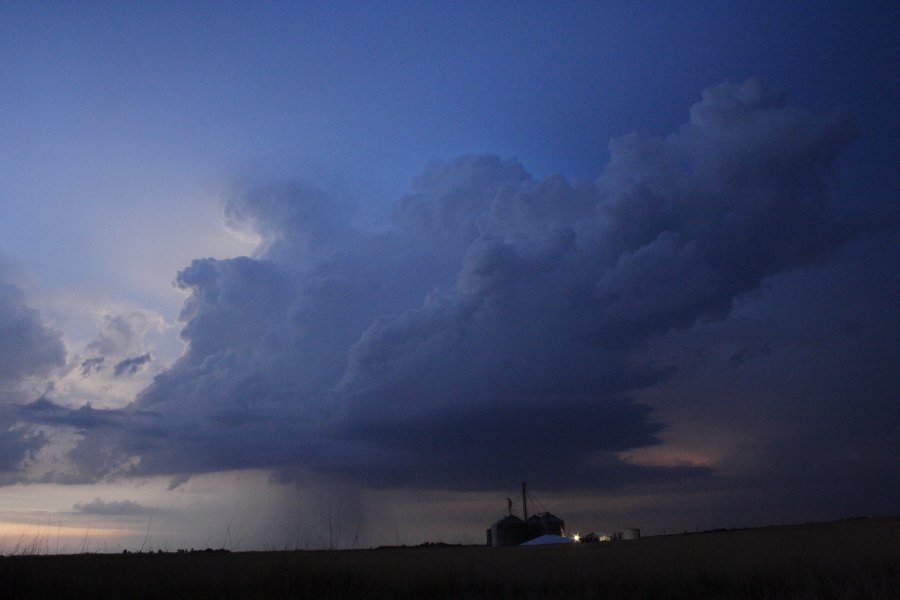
[2,516,898,599]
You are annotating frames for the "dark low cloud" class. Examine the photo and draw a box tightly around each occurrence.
[37,79,885,493]
[19,397,130,430]
[334,395,708,489]
[113,354,152,378]
[0,421,46,476]
[80,357,105,377]
[73,497,156,515]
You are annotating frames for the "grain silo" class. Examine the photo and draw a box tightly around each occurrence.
[489,515,529,547]
[526,512,565,538]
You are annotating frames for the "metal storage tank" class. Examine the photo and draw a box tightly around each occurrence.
[526,512,565,538]
[623,528,641,540]
[490,515,529,547]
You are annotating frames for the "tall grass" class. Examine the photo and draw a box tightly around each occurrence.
[0,516,897,599]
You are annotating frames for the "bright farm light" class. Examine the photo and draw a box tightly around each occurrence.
[572,533,581,542]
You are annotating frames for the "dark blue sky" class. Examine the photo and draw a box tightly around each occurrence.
[0,2,897,549]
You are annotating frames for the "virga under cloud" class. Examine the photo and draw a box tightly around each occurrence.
[17,79,880,495]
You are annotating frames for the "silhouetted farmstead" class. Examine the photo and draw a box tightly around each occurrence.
[486,482,567,546]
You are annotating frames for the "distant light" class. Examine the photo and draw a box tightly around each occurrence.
[572,533,581,542]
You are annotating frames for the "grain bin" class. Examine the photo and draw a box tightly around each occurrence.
[490,515,529,547]
[526,512,566,538]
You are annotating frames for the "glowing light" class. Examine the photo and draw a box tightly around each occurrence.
[572,533,581,542]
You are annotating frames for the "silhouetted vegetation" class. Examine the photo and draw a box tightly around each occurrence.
[1,517,897,599]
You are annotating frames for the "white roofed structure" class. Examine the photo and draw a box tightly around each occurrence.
[520,534,574,546]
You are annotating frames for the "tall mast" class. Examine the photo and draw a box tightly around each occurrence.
[522,481,528,521]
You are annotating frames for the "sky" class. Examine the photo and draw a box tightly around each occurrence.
[0,2,897,551]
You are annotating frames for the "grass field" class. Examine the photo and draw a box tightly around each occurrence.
[1,516,897,599]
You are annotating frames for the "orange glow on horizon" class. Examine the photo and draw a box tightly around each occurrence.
[0,521,137,541]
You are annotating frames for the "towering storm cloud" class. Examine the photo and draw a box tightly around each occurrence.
[35,80,862,490]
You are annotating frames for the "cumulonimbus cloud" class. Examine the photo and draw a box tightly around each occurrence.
[25,79,865,490]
